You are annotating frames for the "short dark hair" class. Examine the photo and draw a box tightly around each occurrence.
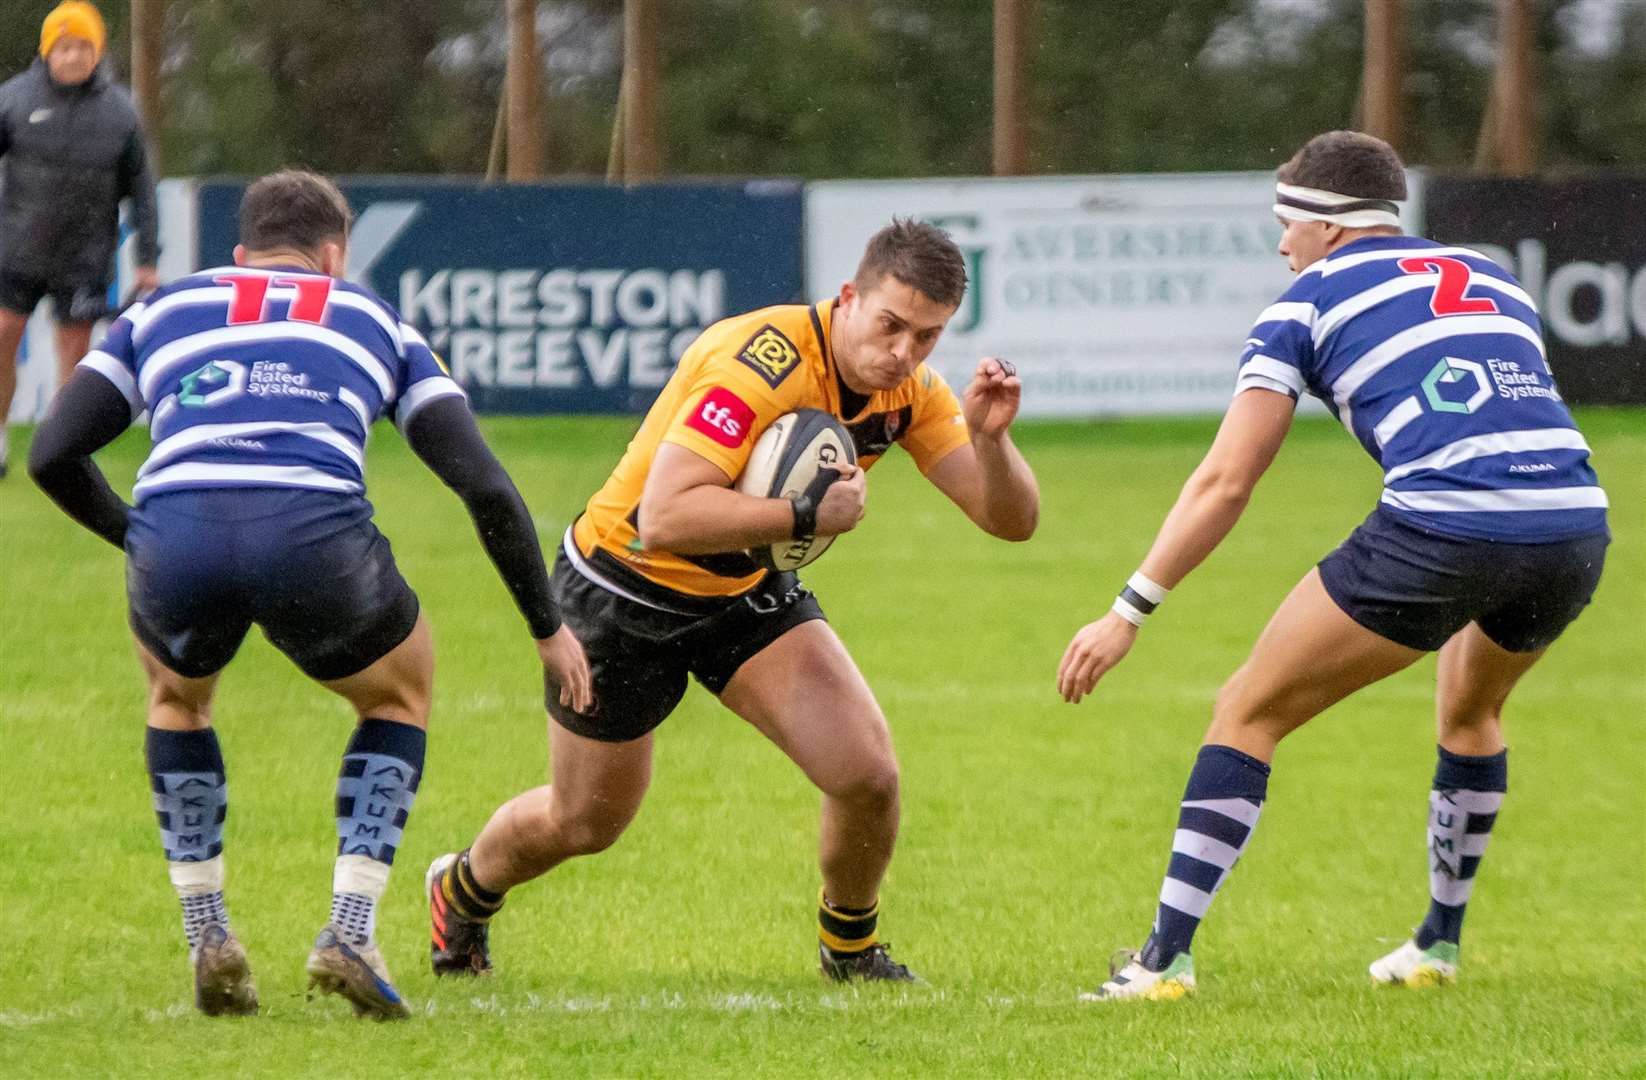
[1276,130,1407,201]
[853,218,968,309]
[239,169,352,253]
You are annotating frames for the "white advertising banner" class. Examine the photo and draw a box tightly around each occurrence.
[805,173,1423,417]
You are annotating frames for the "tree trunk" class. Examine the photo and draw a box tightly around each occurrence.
[993,0,1030,176]
[1361,0,1402,151]
[506,0,544,181]
[622,0,662,180]
[130,0,166,172]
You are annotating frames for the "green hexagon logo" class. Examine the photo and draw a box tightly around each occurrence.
[1421,357,1492,415]
[178,359,246,407]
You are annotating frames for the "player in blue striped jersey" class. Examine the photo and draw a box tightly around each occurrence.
[29,170,592,1019]
[1057,132,1609,1001]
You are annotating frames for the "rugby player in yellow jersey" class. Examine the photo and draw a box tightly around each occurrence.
[427,219,1039,982]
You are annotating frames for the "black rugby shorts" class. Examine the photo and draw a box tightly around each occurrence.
[0,270,111,323]
[545,549,825,743]
[1317,505,1608,653]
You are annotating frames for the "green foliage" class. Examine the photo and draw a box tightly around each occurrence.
[1,2,1644,189]
[0,411,1641,1075]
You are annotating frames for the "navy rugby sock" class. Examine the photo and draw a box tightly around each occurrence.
[331,719,425,946]
[146,726,231,949]
[1141,744,1269,971]
[1414,745,1507,950]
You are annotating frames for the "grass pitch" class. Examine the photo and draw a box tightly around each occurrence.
[1,411,1641,1078]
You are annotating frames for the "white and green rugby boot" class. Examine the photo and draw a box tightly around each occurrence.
[1369,939,1459,988]
[1079,948,1197,1002]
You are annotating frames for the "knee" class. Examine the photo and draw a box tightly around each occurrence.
[525,795,632,858]
[553,813,628,857]
[1438,701,1503,740]
[1209,668,1299,745]
[146,683,210,729]
[348,678,431,728]
[1212,668,1261,728]
[828,756,900,811]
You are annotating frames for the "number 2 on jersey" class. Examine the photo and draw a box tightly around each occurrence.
[1397,256,1500,317]
[214,274,334,325]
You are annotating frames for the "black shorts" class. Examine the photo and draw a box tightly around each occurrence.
[1317,505,1608,653]
[0,270,111,323]
[125,488,421,680]
[547,549,826,743]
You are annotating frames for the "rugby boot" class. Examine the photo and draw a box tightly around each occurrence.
[305,925,410,1020]
[426,852,493,976]
[1369,938,1459,988]
[192,923,259,1017]
[819,942,919,983]
[1079,947,1197,1002]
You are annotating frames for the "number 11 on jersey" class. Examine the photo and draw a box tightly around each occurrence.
[214,274,335,325]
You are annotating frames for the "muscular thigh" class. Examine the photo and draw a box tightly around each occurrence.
[717,620,894,795]
[1211,568,1423,744]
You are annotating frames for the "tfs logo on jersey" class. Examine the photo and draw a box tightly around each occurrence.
[178,360,247,407]
[686,386,755,448]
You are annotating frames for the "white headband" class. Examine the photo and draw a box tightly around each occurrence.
[1273,181,1401,228]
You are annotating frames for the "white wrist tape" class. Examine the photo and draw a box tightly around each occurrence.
[1111,571,1169,627]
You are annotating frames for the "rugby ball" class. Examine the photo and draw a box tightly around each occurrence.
[736,408,857,571]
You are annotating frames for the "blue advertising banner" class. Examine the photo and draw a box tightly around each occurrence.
[196,180,805,413]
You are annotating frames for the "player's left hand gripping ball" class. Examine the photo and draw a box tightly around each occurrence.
[962,357,1021,438]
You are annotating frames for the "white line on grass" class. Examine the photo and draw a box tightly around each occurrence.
[0,988,949,1028]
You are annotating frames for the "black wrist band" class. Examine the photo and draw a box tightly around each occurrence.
[1117,585,1158,616]
[790,493,818,539]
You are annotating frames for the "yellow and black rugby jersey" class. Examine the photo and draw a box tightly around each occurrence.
[571,299,970,603]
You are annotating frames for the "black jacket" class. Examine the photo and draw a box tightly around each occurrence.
[0,59,159,284]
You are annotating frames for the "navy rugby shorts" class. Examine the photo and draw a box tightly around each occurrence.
[125,489,420,680]
[0,270,111,323]
[545,549,825,743]
[1317,505,1608,653]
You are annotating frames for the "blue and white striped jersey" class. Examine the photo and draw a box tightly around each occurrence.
[80,265,465,504]
[1236,236,1607,542]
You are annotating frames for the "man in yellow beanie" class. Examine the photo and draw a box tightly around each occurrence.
[40,1,108,76]
[0,0,159,478]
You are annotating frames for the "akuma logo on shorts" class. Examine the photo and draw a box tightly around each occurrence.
[1421,357,1493,415]
[685,386,755,448]
[178,360,247,407]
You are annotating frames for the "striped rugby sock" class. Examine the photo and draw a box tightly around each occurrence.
[1141,744,1270,971]
[1414,745,1507,950]
[331,719,424,946]
[146,727,232,949]
[819,891,878,955]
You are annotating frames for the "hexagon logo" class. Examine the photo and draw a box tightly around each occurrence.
[1421,357,1493,415]
[178,359,246,407]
